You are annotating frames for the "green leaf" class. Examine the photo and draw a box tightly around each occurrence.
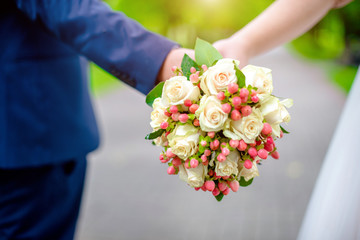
[234,63,246,88]
[239,177,253,187]
[280,125,290,134]
[145,129,165,140]
[146,82,165,107]
[181,54,200,79]
[195,38,223,68]
[215,192,224,202]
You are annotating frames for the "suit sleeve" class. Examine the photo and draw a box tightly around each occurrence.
[15,0,179,94]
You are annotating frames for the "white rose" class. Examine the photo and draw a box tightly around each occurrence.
[162,76,200,107]
[178,164,207,188]
[242,65,273,100]
[150,98,168,130]
[200,58,238,95]
[223,108,264,143]
[167,124,200,159]
[215,150,239,177]
[259,96,293,137]
[153,133,168,147]
[238,159,259,181]
[195,95,228,132]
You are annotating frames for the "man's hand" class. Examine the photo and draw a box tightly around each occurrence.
[157,48,195,83]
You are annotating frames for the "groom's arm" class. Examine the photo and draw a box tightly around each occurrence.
[14,0,187,94]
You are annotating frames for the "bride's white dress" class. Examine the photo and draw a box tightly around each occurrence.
[298,67,360,240]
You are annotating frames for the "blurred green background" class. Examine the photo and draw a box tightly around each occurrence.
[91,0,360,95]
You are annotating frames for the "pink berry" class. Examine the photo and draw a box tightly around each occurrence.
[221,103,231,114]
[207,132,215,138]
[190,158,199,168]
[280,131,284,138]
[248,147,257,158]
[232,96,241,106]
[262,123,272,135]
[184,99,192,107]
[258,149,268,159]
[227,83,239,94]
[241,96,248,104]
[160,121,168,129]
[217,91,225,101]
[169,105,178,114]
[229,180,239,192]
[205,180,215,191]
[244,159,253,169]
[166,149,176,158]
[249,142,256,147]
[251,90,257,96]
[179,114,189,123]
[201,64,208,71]
[201,140,207,147]
[201,185,207,191]
[237,140,247,151]
[239,88,249,99]
[190,67,196,73]
[222,187,230,195]
[201,155,207,162]
[164,111,171,117]
[204,149,211,157]
[212,188,220,196]
[167,166,175,175]
[267,136,274,145]
[231,110,241,121]
[271,151,280,159]
[171,66,177,72]
[189,104,199,114]
[229,139,239,148]
[218,182,227,192]
[217,153,226,162]
[251,95,259,103]
[159,154,164,161]
[220,142,227,150]
[213,139,220,149]
[241,105,252,117]
[172,157,182,167]
[193,119,200,127]
[190,74,199,83]
[264,142,274,152]
[171,112,180,121]
[222,147,230,156]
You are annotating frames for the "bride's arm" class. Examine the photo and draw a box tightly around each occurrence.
[214,0,353,66]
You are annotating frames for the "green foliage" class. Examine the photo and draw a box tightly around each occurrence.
[234,63,246,87]
[146,82,165,107]
[239,177,253,187]
[215,192,224,202]
[280,126,290,134]
[195,38,223,67]
[181,54,200,79]
[145,129,165,140]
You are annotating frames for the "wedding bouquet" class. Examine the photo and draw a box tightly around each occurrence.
[145,39,293,201]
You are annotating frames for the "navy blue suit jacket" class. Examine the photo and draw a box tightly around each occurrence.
[0,0,177,168]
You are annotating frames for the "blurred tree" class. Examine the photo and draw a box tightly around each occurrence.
[91,0,359,94]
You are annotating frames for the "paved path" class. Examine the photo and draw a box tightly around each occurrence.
[75,47,345,240]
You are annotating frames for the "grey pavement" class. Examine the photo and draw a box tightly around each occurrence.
[75,47,346,240]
